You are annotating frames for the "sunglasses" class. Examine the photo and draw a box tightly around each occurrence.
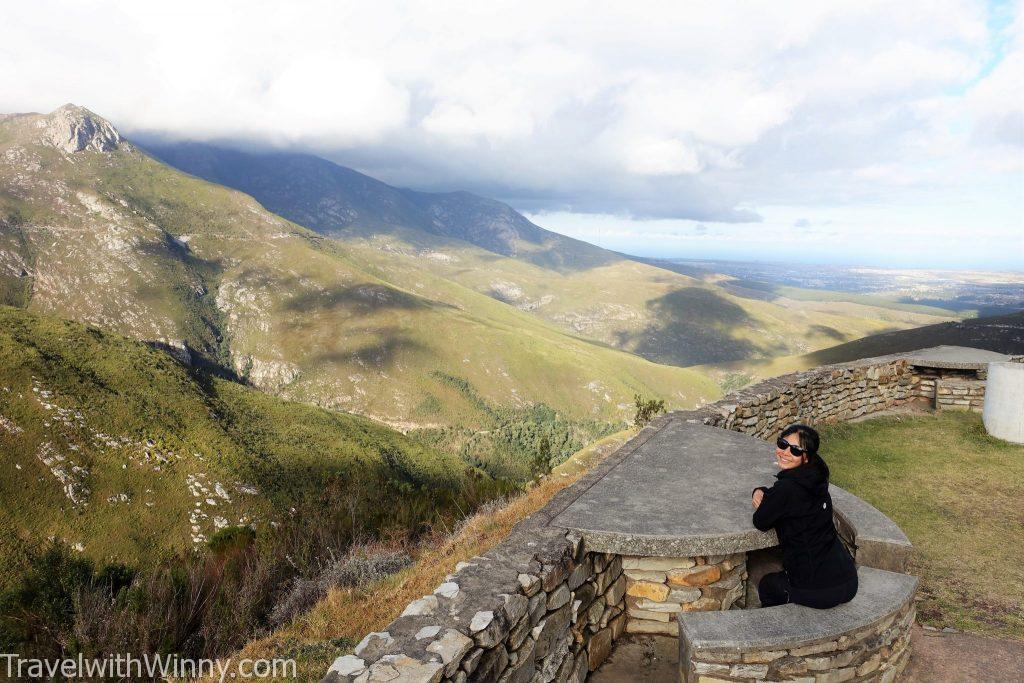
[776,437,807,457]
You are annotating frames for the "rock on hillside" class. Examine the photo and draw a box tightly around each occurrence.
[0,103,124,154]
[39,104,123,153]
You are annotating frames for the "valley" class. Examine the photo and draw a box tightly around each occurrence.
[148,142,958,371]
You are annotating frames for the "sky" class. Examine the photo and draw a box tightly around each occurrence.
[1,0,1022,270]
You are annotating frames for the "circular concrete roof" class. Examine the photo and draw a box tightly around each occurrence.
[549,420,910,559]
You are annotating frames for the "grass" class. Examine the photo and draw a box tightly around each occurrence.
[217,428,635,681]
[822,411,1024,640]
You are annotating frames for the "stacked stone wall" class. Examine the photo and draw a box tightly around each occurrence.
[681,598,916,683]
[322,528,629,683]
[623,553,747,636]
[934,378,985,412]
[914,367,984,402]
[668,357,921,439]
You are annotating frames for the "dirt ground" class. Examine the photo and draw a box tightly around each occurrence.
[903,626,1024,682]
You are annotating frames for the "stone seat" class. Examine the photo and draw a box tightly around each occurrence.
[828,485,912,574]
[678,566,918,683]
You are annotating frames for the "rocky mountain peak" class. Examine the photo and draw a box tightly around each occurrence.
[37,103,122,153]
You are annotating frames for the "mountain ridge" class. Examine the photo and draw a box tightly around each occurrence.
[146,141,616,271]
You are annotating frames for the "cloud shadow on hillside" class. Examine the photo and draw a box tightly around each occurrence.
[283,283,455,316]
[313,326,428,370]
[807,324,848,341]
[617,287,758,366]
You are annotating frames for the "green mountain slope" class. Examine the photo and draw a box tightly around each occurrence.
[805,310,1024,364]
[0,105,718,428]
[0,306,497,575]
[148,141,957,369]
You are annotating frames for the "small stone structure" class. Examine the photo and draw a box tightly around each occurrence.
[902,345,1011,413]
[934,378,986,411]
[323,347,1000,683]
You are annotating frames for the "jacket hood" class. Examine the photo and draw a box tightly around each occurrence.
[776,457,830,497]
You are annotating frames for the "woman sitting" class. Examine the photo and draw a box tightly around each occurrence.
[751,423,858,609]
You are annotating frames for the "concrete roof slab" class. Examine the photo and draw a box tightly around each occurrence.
[549,421,781,556]
[902,345,1010,370]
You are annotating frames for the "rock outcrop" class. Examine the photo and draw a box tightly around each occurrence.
[37,103,122,153]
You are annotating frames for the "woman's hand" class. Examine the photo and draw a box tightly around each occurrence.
[752,489,765,508]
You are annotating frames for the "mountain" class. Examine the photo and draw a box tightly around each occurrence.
[0,306,494,573]
[0,105,719,429]
[147,140,957,368]
[146,143,614,271]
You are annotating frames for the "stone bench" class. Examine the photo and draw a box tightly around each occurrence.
[829,485,912,574]
[678,566,918,683]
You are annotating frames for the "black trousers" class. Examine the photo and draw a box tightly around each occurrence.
[758,570,858,609]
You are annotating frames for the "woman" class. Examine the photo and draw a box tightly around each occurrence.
[751,423,858,609]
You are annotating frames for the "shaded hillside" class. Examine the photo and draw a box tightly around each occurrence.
[145,140,957,368]
[0,306,500,574]
[807,311,1024,364]
[0,104,721,427]
[146,142,615,271]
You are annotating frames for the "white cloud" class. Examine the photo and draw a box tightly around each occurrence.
[0,0,1021,267]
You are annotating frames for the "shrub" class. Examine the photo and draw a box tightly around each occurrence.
[633,394,666,427]
[269,547,412,627]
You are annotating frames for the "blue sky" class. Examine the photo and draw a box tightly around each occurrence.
[2,0,1022,270]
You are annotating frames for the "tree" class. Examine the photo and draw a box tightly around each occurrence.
[530,435,553,480]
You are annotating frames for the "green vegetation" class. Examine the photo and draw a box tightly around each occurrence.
[411,380,618,481]
[0,306,518,661]
[0,111,722,428]
[719,372,755,394]
[633,394,666,427]
[0,306,510,574]
[822,412,1024,640]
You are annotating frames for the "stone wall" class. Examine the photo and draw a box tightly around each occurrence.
[668,356,919,439]
[913,367,984,402]
[322,527,629,683]
[935,378,985,412]
[623,553,747,636]
[681,597,916,683]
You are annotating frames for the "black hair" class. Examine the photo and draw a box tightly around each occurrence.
[780,422,821,462]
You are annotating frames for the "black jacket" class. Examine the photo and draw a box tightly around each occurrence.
[752,459,857,589]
